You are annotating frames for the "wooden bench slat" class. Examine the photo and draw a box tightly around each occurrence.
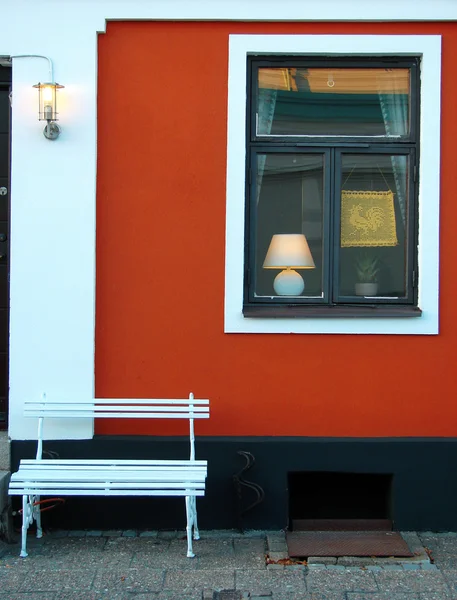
[24,398,209,406]
[19,459,207,467]
[13,475,206,481]
[26,405,209,413]
[10,489,205,497]
[25,411,209,419]
[10,481,206,489]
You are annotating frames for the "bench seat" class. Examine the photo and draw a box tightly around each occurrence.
[9,459,207,496]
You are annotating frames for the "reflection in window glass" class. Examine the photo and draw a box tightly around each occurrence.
[254,154,324,298]
[257,68,410,137]
[338,154,409,299]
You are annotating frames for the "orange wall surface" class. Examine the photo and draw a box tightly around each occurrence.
[95,21,457,438]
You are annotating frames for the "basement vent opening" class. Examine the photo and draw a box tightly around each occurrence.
[288,471,393,532]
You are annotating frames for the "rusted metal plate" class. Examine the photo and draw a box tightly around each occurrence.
[286,531,414,557]
[292,519,392,531]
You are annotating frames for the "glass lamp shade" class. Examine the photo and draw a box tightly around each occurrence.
[33,82,64,121]
[263,234,315,296]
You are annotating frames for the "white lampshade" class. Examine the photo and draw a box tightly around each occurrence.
[263,234,315,269]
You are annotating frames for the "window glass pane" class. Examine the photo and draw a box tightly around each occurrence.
[257,68,410,137]
[254,153,324,299]
[338,154,409,299]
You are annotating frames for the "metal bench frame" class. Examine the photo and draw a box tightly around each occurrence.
[9,393,209,558]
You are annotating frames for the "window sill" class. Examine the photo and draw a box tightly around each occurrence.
[243,304,422,318]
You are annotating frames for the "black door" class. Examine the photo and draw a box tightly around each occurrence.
[0,66,11,428]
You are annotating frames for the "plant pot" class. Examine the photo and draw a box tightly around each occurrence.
[355,282,378,297]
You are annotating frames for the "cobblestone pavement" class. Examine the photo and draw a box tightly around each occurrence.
[0,529,456,599]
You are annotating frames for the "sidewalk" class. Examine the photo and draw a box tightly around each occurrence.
[1,528,457,599]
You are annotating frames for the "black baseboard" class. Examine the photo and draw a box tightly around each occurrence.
[10,437,457,532]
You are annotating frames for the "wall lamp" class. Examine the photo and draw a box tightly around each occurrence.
[33,82,64,140]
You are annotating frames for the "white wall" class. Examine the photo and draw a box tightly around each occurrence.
[2,0,456,440]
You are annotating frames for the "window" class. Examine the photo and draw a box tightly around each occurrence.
[224,35,441,335]
[244,58,419,318]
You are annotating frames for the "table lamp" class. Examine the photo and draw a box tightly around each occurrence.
[263,233,315,295]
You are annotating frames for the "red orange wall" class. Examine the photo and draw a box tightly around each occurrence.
[95,21,457,438]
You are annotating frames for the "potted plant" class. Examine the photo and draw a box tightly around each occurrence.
[354,252,380,296]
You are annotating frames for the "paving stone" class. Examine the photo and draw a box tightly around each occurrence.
[337,556,374,567]
[132,548,198,570]
[67,530,87,537]
[140,530,158,537]
[0,565,31,593]
[401,531,429,558]
[307,567,378,593]
[420,563,438,571]
[199,530,241,539]
[213,591,243,599]
[235,569,307,596]
[234,538,266,554]
[93,567,164,593]
[0,595,57,600]
[417,594,454,600]
[165,569,235,592]
[86,530,102,537]
[122,530,137,537]
[308,556,337,565]
[268,544,287,552]
[19,569,96,592]
[50,530,69,538]
[158,530,179,540]
[54,593,122,600]
[373,570,450,594]
[102,530,123,537]
[273,594,341,600]
[347,594,420,600]
[267,534,286,547]
[154,594,201,600]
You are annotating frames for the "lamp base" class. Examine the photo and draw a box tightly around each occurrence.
[43,122,61,140]
[273,269,305,296]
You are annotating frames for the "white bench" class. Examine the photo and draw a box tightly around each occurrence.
[9,393,209,558]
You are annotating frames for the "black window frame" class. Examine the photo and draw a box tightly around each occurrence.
[243,55,421,318]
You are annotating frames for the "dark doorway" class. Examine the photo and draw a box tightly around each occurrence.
[0,65,11,429]
[288,471,393,531]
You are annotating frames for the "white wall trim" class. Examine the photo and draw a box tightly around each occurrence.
[224,34,441,335]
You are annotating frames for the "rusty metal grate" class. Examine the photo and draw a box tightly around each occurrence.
[292,519,392,531]
[286,531,414,557]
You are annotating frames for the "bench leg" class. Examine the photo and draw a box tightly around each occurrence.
[20,495,29,558]
[185,496,195,558]
[191,496,200,540]
[34,496,43,540]
[19,494,42,558]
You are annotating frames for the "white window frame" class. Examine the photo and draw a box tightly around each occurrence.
[224,34,441,335]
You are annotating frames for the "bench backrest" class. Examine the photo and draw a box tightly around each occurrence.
[25,392,209,461]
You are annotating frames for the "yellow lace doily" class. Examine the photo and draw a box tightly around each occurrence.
[340,190,398,247]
